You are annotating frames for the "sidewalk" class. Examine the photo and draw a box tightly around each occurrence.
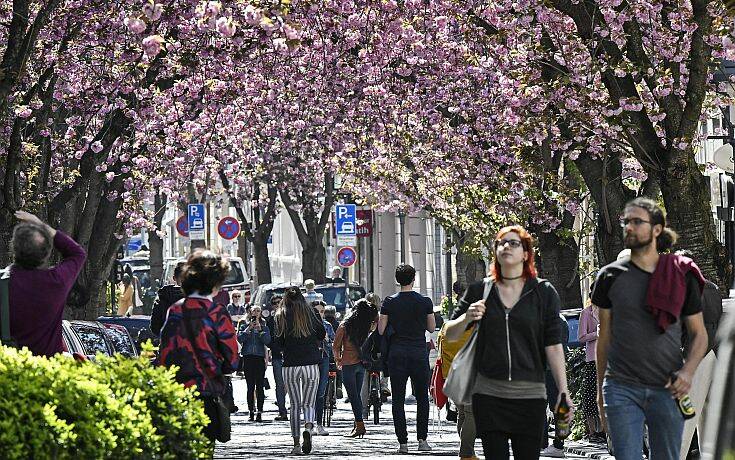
[214,368,604,459]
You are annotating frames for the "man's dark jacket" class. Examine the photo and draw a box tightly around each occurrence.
[150,284,184,336]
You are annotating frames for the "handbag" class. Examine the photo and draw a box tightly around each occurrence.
[430,356,448,409]
[0,268,17,348]
[181,302,231,443]
[442,277,492,406]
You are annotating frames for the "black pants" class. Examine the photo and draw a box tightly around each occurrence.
[473,394,546,460]
[243,355,266,413]
[388,346,430,444]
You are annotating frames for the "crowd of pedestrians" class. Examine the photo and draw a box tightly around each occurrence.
[1,197,726,458]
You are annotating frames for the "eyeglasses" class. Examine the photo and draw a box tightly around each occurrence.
[495,239,523,249]
[619,217,652,228]
[232,295,241,298]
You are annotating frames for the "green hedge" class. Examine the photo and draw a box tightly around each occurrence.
[0,345,212,459]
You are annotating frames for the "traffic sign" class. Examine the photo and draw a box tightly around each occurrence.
[337,246,357,268]
[335,204,357,236]
[176,215,189,237]
[217,217,241,240]
[187,203,206,240]
[337,235,357,247]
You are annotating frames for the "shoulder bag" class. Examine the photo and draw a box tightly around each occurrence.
[181,301,231,443]
[442,277,493,406]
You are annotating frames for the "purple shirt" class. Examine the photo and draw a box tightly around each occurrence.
[9,231,86,357]
[578,306,599,362]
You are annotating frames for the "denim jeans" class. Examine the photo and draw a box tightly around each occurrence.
[314,355,330,425]
[271,356,287,415]
[388,346,430,444]
[603,378,684,460]
[343,363,366,421]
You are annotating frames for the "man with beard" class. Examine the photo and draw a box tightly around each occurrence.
[592,197,708,460]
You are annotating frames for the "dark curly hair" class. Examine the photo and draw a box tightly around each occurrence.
[180,249,230,296]
[343,298,378,349]
[11,223,52,269]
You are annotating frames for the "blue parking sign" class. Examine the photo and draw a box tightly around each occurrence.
[187,203,206,240]
[335,204,357,236]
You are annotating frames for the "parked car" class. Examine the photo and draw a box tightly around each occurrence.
[97,315,156,352]
[61,320,88,360]
[101,323,139,358]
[250,282,301,313]
[68,321,116,359]
[162,256,249,300]
[561,307,583,349]
[702,311,735,459]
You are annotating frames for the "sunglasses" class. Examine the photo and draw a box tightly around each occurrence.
[232,295,241,298]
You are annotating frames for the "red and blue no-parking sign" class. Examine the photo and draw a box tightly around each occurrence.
[337,246,357,268]
[217,217,241,240]
[176,215,189,237]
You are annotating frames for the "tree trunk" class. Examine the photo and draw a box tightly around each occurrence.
[301,240,327,284]
[535,227,583,309]
[0,209,13,266]
[149,192,166,285]
[252,232,272,285]
[660,154,732,291]
[574,154,633,267]
[454,242,486,291]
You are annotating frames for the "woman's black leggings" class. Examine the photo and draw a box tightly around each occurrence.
[243,355,266,413]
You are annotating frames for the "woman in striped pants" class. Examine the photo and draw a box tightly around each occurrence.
[274,287,327,455]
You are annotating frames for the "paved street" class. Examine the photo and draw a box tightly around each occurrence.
[215,369,612,459]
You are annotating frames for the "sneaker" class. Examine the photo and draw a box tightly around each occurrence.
[275,414,289,421]
[315,424,329,436]
[418,440,432,451]
[302,429,312,454]
[398,444,409,454]
[255,413,262,423]
[290,445,302,455]
[446,407,457,422]
[540,445,565,458]
[248,412,255,421]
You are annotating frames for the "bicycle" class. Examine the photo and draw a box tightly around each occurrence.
[322,366,337,427]
[366,371,382,425]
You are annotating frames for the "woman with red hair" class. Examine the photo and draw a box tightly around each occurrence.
[445,225,573,460]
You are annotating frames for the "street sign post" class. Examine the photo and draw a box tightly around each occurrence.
[217,217,241,240]
[187,204,206,240]
[335,204,357,237]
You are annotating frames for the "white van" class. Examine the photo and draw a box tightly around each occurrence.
[162,256,249,296]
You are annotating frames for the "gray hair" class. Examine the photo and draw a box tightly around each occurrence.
[11,223,52,269]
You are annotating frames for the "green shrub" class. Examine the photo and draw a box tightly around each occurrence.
[566,347,589,441]
[0,346,212,459]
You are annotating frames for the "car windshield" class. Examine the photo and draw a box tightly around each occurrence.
[315,286,349,311]
[348,286,366,302]
[133,269,151,291]
[73,325,110,356]
[103,327,137,357]
[121,258,148,268]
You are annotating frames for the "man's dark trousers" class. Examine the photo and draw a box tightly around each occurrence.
[388,345,430,444]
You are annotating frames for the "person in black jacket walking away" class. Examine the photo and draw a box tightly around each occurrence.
[274,287,327,455]
[150,261,186,337]
[445,225,573,460]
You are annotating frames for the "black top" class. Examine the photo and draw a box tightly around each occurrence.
[266,315,283,358]
[275,308,327,367]
[150,284,185,336]
[452,278,562,383]
[380,291,433,348]
[592,259,702,387]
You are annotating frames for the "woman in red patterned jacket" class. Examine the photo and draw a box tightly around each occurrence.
[159,249,239,442]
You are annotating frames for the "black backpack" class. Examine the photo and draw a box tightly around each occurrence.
[0,268,17,348]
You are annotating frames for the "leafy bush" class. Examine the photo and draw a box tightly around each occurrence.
[566,347,589,441]
[0,346,212,459]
